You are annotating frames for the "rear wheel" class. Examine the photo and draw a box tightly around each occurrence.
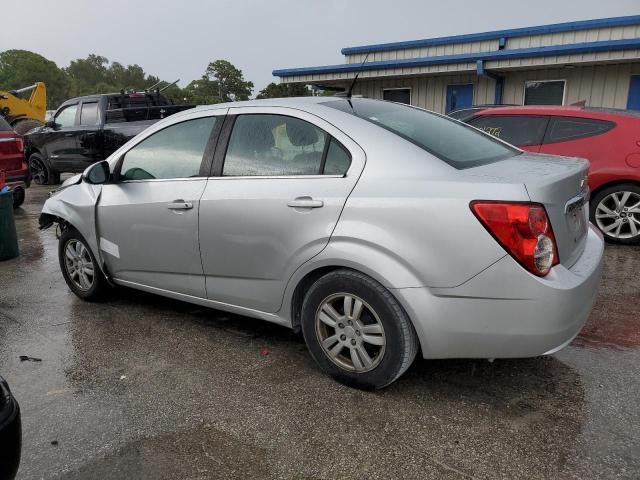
[58,227,110,301]
[301,269,419,389]
[28,153,48,185]
[12,187,25,209]
[590,183,640,244]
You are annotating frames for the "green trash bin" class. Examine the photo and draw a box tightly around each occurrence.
[0,190,19,261]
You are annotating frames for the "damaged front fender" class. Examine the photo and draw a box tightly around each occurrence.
[40,181,103,264]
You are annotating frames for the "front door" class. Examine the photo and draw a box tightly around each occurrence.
[627,75,640,111]
[97,112,223,298]
[46,103,80,171]
[446,84,474,113]
[198,108,365,313]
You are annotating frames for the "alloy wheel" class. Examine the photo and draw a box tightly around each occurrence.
[595,191,640,240]
[315,293,386,373]
[29,158,47,185]
[63,239,95,291]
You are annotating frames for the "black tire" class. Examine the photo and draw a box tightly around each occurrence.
[48,169,61,185]
[590,183,640,244]
[11,119,43,135]
[12,187,25,209]
[301,269,419,389]
[58,227,110,301]
[28,153,49,185]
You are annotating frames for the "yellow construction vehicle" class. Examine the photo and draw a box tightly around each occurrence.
[0,82,47,134]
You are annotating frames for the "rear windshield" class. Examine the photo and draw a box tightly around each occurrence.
[323,99,519,169]
[0,116,12,132]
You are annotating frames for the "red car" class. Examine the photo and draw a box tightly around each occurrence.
[463,106,640,244]
[0,116,29,208]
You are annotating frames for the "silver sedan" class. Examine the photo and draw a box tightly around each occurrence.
[40,97,604,389]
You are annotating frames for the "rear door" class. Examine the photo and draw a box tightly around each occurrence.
[97,110,225,298]
[73,98,104,171]
[198,107,365,313]
[0,117,22,172]
[538,116,615,168]
[468,115,549,152]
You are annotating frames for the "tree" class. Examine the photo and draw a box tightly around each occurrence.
[0,49,70,109]
[204,60,253,102]
[66,54,110,96]
[256,82,310,99]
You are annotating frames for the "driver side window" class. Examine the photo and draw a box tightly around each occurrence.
[55,104,78,128]
[120,116,217,181]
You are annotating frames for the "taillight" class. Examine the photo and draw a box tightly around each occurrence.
[470,201,559,277]
[15,137,23,153]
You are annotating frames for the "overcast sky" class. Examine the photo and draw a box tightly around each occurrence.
[3,0,639,93]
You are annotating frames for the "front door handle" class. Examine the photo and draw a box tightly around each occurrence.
[167,200,193,210]
[287,197,324,209]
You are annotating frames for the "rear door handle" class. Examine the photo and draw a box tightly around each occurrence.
[167,200,193,210]
[287,197,324,209]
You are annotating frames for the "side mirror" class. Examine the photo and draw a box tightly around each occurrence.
[45,119,57,128]
[83,160,110,185]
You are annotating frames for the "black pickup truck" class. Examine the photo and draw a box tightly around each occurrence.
[25,92,194,184]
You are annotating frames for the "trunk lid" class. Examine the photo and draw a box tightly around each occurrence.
[465,153,590,268]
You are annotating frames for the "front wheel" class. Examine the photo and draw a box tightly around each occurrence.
[590,184,640,244]
[58,227,110,301]
[301,269,419,389]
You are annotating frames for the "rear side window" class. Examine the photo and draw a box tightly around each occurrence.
[544,117,615,144]
[0,117,12,131]
[120,116,216,180]
[468,115,549,147]
[324,139,351,175]
[79,102,99,126]
[324,99,518,169]
[223,114,350,176]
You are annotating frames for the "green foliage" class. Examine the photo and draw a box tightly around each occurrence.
[256,82,310,99]
[0,49,70,108]
[205,60,254,102]
[65,55,158,97]
[1,50,264,110]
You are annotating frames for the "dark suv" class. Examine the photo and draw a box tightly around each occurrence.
[25,91,194,184]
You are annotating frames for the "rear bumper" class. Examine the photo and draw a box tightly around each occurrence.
[3,161,30,189]
[395,225,604,359]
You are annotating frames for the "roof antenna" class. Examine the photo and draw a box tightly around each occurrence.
[335,52,370,98]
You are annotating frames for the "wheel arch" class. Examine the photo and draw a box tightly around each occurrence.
[590,179,640,205]
[285,243,423,334]
[41,183,106,274]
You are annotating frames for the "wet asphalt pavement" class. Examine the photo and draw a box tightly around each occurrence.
[1,183,639,480]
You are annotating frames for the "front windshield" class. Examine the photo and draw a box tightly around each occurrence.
[323,99,519,169]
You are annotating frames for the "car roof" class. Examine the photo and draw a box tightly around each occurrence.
[193,96,345,113]
[471,104,640,121]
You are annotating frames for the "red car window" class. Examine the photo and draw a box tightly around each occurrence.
[468,115,549,147]
[543,117,615,144]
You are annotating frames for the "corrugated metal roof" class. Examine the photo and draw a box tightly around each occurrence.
[340,15,640,55]
[273,38,640,78]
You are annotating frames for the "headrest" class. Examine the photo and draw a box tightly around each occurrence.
[286,119,320,147]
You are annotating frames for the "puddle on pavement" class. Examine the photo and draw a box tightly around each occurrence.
[574,244,640,351]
